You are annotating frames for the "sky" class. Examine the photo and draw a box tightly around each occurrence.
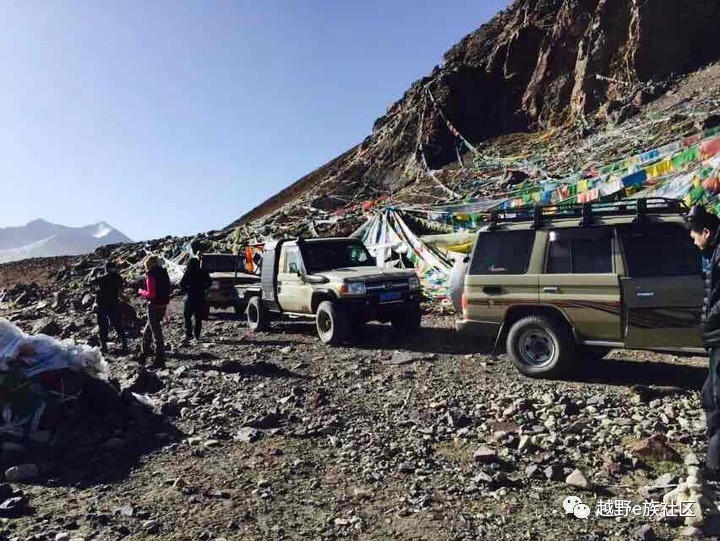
[0,0,512,241]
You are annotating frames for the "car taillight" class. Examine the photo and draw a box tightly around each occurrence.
[461,292,468,312]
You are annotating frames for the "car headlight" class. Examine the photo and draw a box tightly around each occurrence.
[343,282,367,295]
[408,276,421,290]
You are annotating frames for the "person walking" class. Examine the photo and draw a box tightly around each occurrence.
[138,255,171,368]
[94,261,128,354]
[688,204,720,480]
[179,256,211,344]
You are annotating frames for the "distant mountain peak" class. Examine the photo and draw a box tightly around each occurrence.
[0,219,133,264]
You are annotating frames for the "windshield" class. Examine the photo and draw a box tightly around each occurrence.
[302,241,376,273]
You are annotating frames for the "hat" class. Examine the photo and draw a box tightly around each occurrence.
[686,204,720,232]
[687,204,707,222]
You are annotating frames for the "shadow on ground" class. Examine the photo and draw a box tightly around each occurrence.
[575,357,706,391]
[1,375,178,489]
[352,323,491,355]
[170,351,219,361]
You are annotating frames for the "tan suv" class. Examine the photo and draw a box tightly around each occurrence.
[456,198,704,378]
[242,238,423,344]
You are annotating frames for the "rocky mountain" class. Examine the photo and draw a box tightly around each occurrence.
[0,219,133,264]
[228,0,720,238]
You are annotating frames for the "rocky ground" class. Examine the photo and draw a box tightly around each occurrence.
[0,288,717,540]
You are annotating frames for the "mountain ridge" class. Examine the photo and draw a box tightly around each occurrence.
[0,219,133,263]
[226,0,720,236]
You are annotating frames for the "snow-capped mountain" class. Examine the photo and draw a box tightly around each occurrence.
[0,219,133,263]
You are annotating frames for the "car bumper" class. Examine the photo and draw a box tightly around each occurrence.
[341,291,422,320]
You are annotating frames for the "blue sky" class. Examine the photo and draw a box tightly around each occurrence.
[0,0,511,241]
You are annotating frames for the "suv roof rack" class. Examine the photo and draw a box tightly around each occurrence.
[487,198,688,229]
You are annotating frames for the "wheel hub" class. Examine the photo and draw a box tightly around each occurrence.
[318,312,332,333]
[518,330,554,367]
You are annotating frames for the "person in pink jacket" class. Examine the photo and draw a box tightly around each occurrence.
[138,255,171,367]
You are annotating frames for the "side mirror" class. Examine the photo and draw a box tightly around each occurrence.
[301,273,329,285]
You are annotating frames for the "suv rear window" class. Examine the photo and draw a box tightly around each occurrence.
[469,230,535,275]
[546,227,613,274]
[618,223,701,277]
[201,254,238,273]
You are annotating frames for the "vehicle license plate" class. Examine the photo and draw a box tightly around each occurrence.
[379,291,402,302]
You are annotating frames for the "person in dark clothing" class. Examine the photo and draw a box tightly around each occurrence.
[138,255,171,368]
[179,257,211,343]
[688,205,720,480]
[95,261,128,354]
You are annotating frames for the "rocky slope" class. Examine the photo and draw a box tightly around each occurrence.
[3,4,720,537]
[0,292,716,539]
[228,0,720,241]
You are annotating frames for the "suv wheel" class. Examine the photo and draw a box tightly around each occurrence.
[247,296,270,332]
[506,315,573,378]
[316,301,347,345]
[391,303,422,336]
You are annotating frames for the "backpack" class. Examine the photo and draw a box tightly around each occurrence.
[150,267,171,304]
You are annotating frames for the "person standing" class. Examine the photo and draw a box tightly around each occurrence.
[94,261,128,354]
[179,256,211,343]
[138,255,171,368]
[688,205,720,480]
[449,255,469,313]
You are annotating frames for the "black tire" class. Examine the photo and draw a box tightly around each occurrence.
[506,315,574,378]
[316,301,348,345]
[247,296,270,332]
[391,303,422,336]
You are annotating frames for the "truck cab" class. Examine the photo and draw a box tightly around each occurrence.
[245,237,423,344]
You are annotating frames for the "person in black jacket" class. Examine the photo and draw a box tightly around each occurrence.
[688,205,720,479]
[179,257,211,343]
[94,261,128,354]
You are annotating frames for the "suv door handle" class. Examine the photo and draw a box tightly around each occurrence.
[543,287,559,293]
[636,291,655,298]
[482,286,502,295]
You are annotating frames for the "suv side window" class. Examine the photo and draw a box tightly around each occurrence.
[618,223,701,277]
[469,230,535,275]
[284,247,304,274]
[547,227,613,274]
